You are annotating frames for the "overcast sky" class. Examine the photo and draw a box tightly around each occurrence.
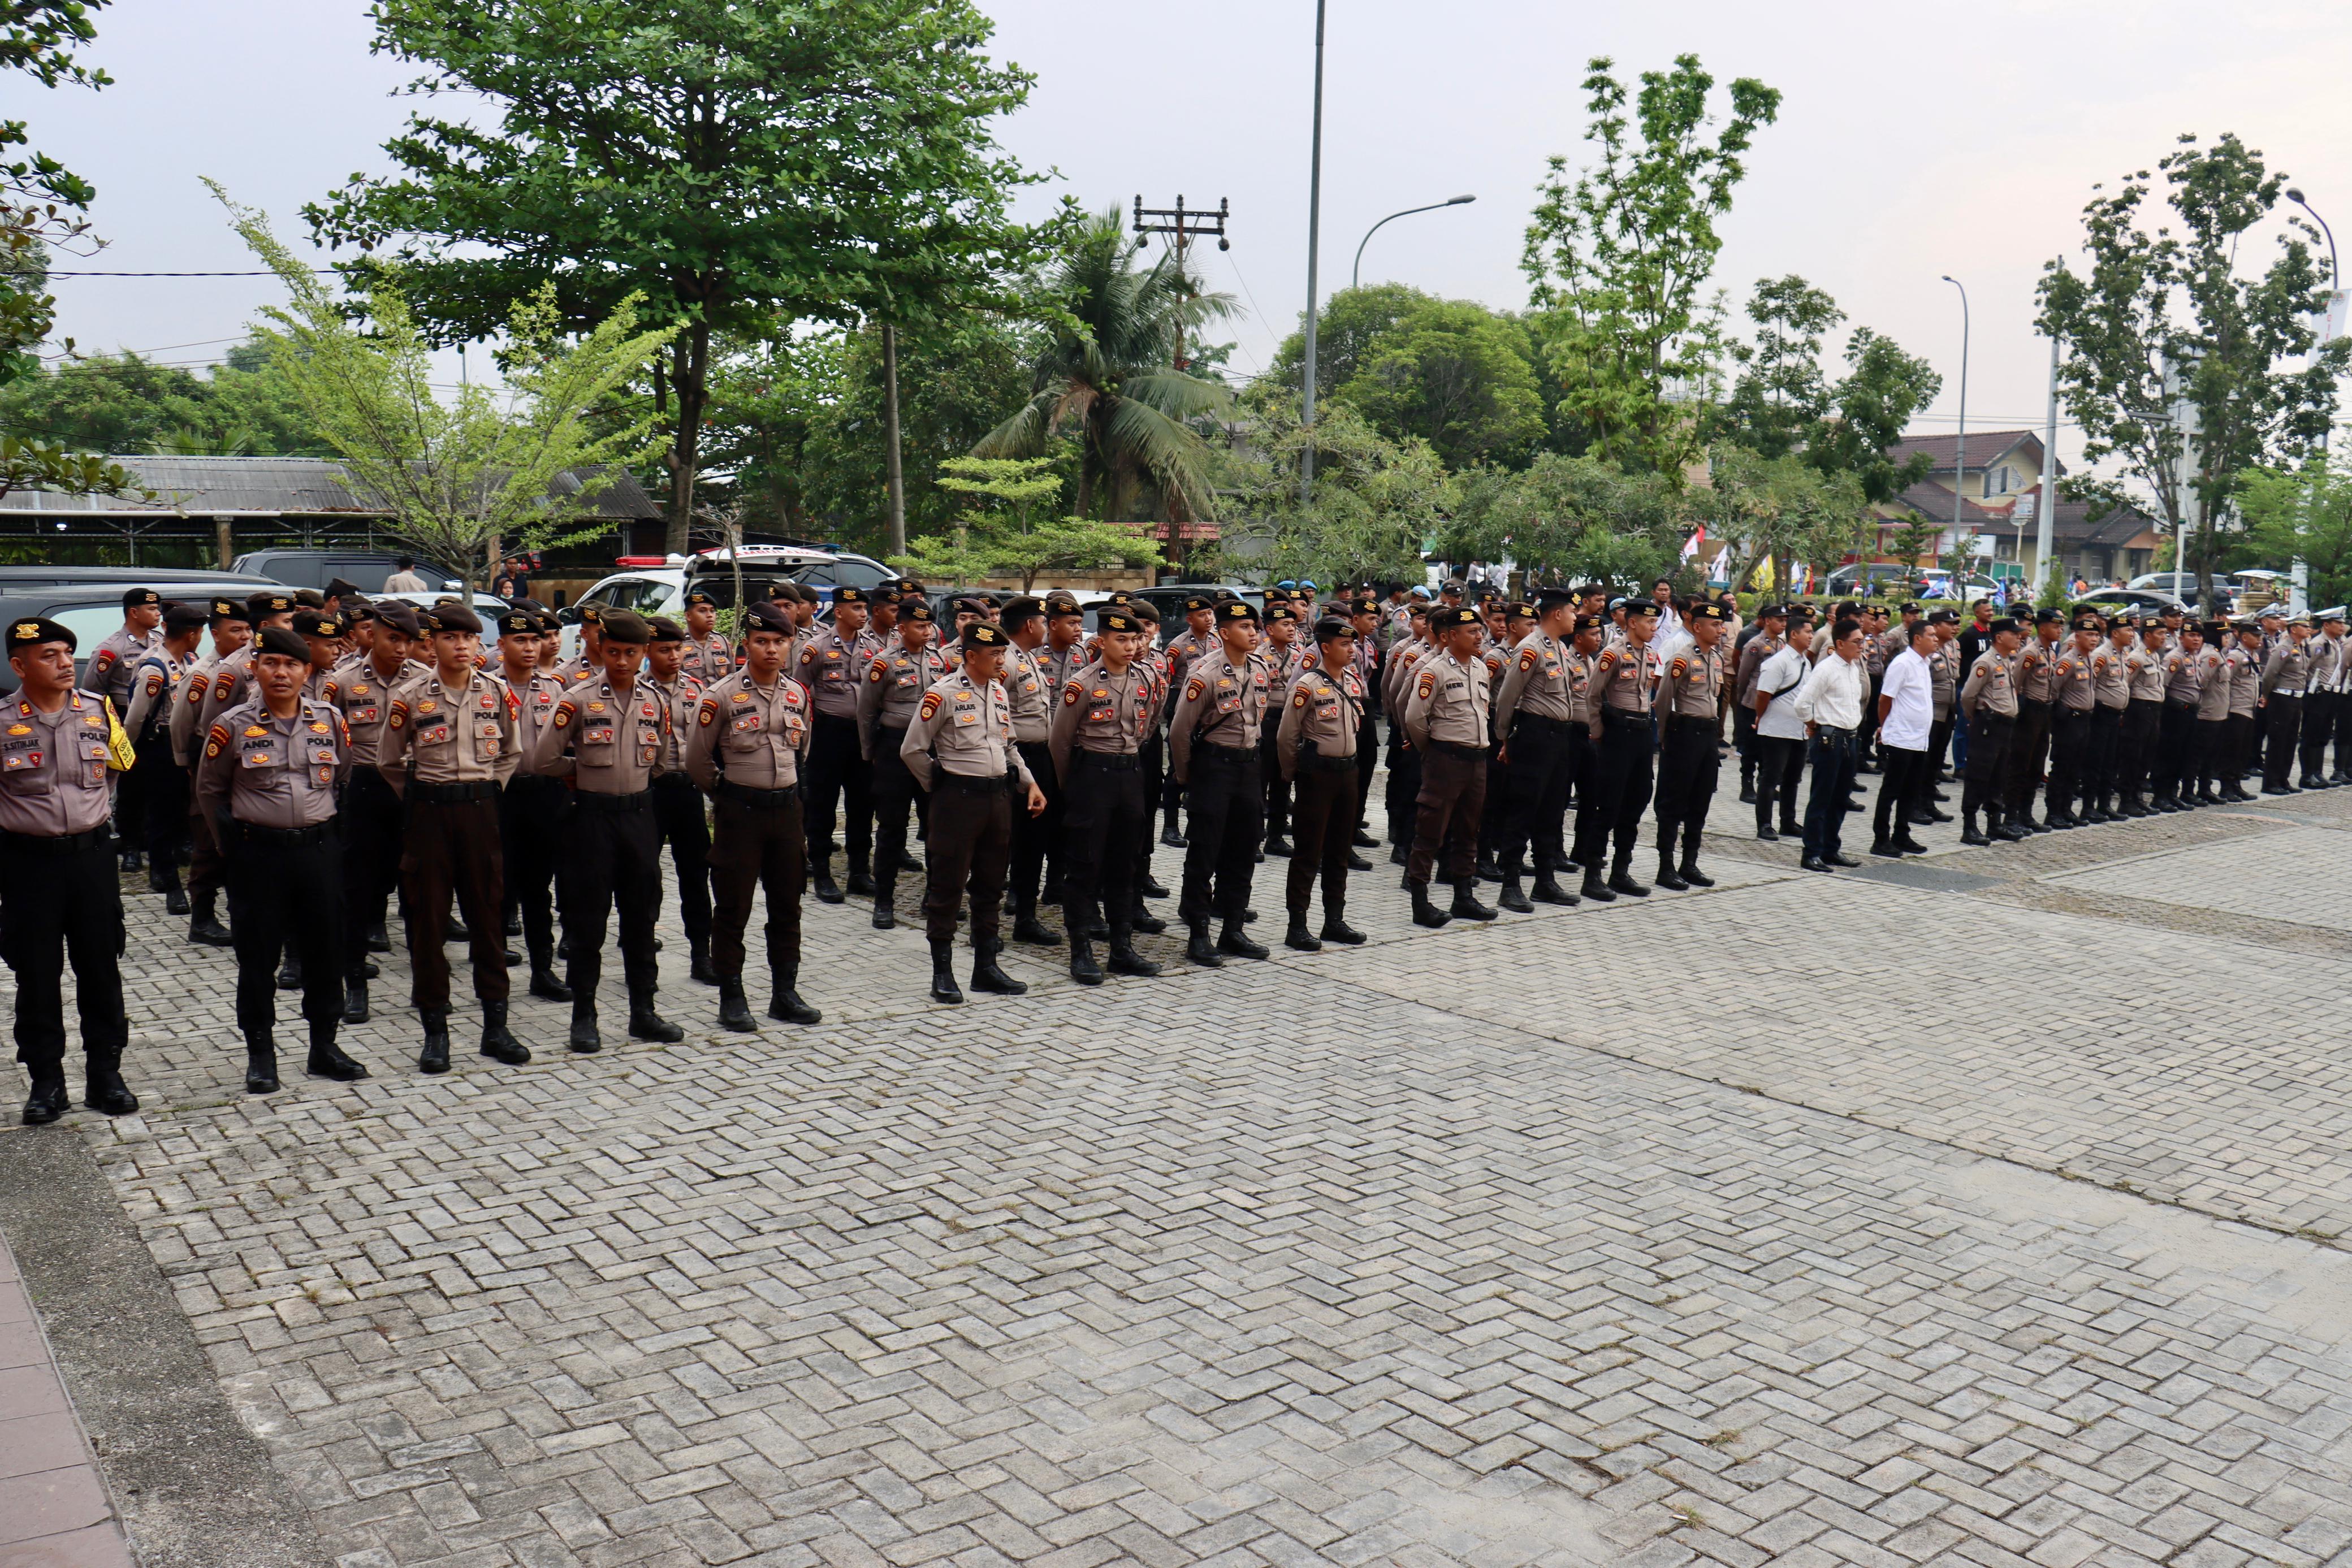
[25,0,2352,466]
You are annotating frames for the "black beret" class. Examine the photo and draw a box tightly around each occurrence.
[952,597,985,616]
[2203,619,2230,637]
[1625,600,1662,619]
[1897,601,1922,614]
[373,601,422,638]
[1759,603,1787,619]
[162,603,209,634]
[256,626,312,662]
[742,601,792,634]
[834,586,868,606]
[293,587,327,609]
[1215,600,1259,625]
[122,586,161,610]
[1926,609,1958,625]
[324,578,361,599]
[1182,595,1212,613]
[6,616,75,653]
[1350,597,1380,615]
[899,600,935,624]
[1505,601,1536,620]
[1536,588,1576,613]
[2034,607,2065,623]
[683,590,718,609]
[579,603,604,624]
[1430,606,1481,631]
[1002,595,1044,619]
[599,609,652,646]
[1129,600,1160,622]
[1098,610,1140,635]
[646,616,686,643]
[1264,604,1298,623]
[496,610,539,638]
[1314,617,1352,643]
[962,622,1008,649]
[247,590,295,619]
[1988,617,2020,636]
[209,596,247,624]
[1688,601,1730,623]
[292,609,342,639]
[429,602,483,636]
[1045,594,1082,616]
[1573,613,1607,634]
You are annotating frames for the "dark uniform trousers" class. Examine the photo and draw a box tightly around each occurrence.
[1355,711,1379,833]
[1287,756,1359,917]
[2120,699,2161,802]
[871,726,920,895]
[1260,725,1292,843]
[400,790,508,1011]
[2300,690,2335,779]
[2195,718,2230,795]
[1408,742,1487,886]
[1060,751,1145,933]
[2334,691,2352,774]
[2046,709,2090,818]
[707,785,805,979]
[1,829,127,1072]
[803,712,872,875]
[2156,703,2197,800]
[2232,711,2261,782]
[651,774,712,951]
[1499,714,1576,875]
[561,792,662,999]
[1011,740,1060,913]
[1580,712,1656,871]
[2007,700,2052,821]
[135,735,187,887]
[1653,714,1721,863]
[1960,710,2014,817]
[1135,730,1165,891]
[1733,700,1759,787]
[113,737,146,857]
[500,775,565,971]
[341,769,405,980]
[1384,726,1423,856]
[1178,745,1263,924]
[185,784,228,898]
[922,773,1014,945]
[1876,745,1930,842]
[1860,675,1885,765]
[2086,708,2123,808]
[2264,695,2303,790]
[224,821,345,1040]
[1753,736,1805,833]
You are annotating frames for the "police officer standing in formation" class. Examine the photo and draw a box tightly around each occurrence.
[683,600,820,1030]
[900,621,1047,1004]
[1491,591,1593,912]
[1275,614,1372,949]
[1650,600,1729,891]
[1579,598,1662,902]
[323,600,418,1020]
[645,617,716,983]
[1168,599,1273,965]
[1047,607,1163,985]
[1399,605,1496,928]
[90,586,162,872]
[4,617,139,1124]
[494,607,572,1001]
[1956,616,2026,844]
[124,601,207,914]
[998,596,1063,946]
[858,599,949,929]
[797,585,878,903]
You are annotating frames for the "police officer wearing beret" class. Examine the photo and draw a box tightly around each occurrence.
[322,600,421,1020]
[2,617,140,1123]
[1580,599,1663,900]
[89,586,162,872]
[1650,599,1729,891]
[168,596,258,946]
[685,600,820,1030]
[902,622,1047,1004]
[1400,605,1497,927]
[194,625,369,1092]
[525,608,685,1051]
[1047,608,1164,985]
[492,607,573,1001]
[798,585,881,903]
[378,601,529,1072]
[1276,616,1372,950]
[857,599,951,929]
[645,615,716,984]
[679,590,733,685]
[1168,599,1274,965]
[124,601,208,913]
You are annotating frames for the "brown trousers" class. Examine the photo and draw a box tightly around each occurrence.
[707,790,806,978]
[400,795,508,1011]
[922,773,1013,946]
[1287,761,1359,916]
[1410,746,1488,886]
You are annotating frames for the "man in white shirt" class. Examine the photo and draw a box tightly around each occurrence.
[1750,626,1811,840]
[1795,616,1871,870]
[1873,620,1938,856]
[382,556,431,593]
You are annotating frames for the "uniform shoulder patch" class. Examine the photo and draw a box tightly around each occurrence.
[386,699,407,730]
[1416,670,1436,700]
[551,701,574,729]
[867,661,887,682]
[1062,680,1083,707]
[698,698,719,727]
[1292,688,1308,708]
[1518,648,1538,672]
[1184,676,1205,703]
[207,723,230,748]
[918,690,944,722]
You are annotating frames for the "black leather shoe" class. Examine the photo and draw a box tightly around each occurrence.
[479,1001,530,1064]
[1960,819,1992,846]
[245,1041,280,1094]
[1498,877,1534,913]
[1069,938,1105,985]
[306,1037,369,1082]
[1345,852,1374,872]
[628,999,684,1042]
[83,1066,137,1116]
[1186,926,1224,965]
[1653,862,1689,892]
[188,896,235,946]
[529,965,573,1003]
[814,871,845,905]
[21,1072,68,1124]
[342,979,369,1024]
[1896,834,1929,855]
[768,971,822,1025]
[164,887,190,916]
[1012,913,1062,947]
[1827,851,1861,868]
[505,909,522,937]
[872,899,896,930]
[1870,836,1900,857]
[1754,824,1779,842]
[1284,917,1322,952]
[1408,881,1450,928]
[568,1003,603,1054]
[365,920,391,953]
[1388,843,1408,865]
[1217,922,1270,959]
[446,920,471,944]
[120,848,143,874]
[1800,854,1833,873]
[1106,938,1162,977]
[1320,916,1367,944]
[1139,874,1168,898]
[897,850,924,873]
[1606,869,1649,898]
[1353,830,1378,848]
[929,942,965,1003]
[1679,861,1716,887]
[1129,906,1168,935]
[845,869,876,898]
[418,1012,452,1075]
[1264,834,1294,857]
[1738,784,1757,803]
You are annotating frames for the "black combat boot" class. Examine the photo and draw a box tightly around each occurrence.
[1580,866,1615,903]
[845,855,876,898]
[1992,808,2029,842]
[1530,872,1578,906]
[164,887,190,916]
[82,1058,137,1116]
[716,978,757,1032]
[568,998,602,1054]
[971,939,1027,995]
[1106,929,1161,976]
[1128,898,1168,935]
[812,854,844,905]
[1606,857,1649,898]
[188,888,232,946]
[1068,934,1104,985]
[929,941,965,1003]
[1408,880,1451,928]
[529,960,572,1002]
[688,934,718,985]
[1960,811,1991,846]
[628,991,684,1042]
[768,968,821,1024]
[120,847,142,874]
[1319,906,1367,944]
[1284,913,1321,951]
[1264,831,1294,857]
[276,950,302,991]
[343,976,370,1025]
[480,1000,529,1064]
[1654,853,1689,892]
[1217,918,1269,959]
[244,1034,280,1094]
[1498,874,1534,913]
[1184,922,1223,966]
[871,894,895,930]
[146,860,171,894]
[365,919,391,952]
[1450,879,1497,921]
[21,1067,68,1125]
[1677,834,1715,885]
[418,1012,452,1075]
[1012,896,1061,947]
[306,1027,369,1083]
[1161,805,1187,847]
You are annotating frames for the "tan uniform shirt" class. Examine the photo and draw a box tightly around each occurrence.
[1275,662,1365,777]
[1002,639,1054,744]
[1168,645,1272,783]
[2162,648,2205,708]
[0,690,115,836]
[650,674,703,772]
[1046,659,1153,782]
[856,640,952,759]
[901,669,1034,791]
[86,624,157,710]
[526,676,670,793]
[1493,630,1577,734]
[321,651,416,769]
[1959,648,2019,718]
[500,667,568,752]
[123,646,190,739]
[684,669,811,791]
[795,625,882,720]
[2124,646,2168,703]
[1402,649,1493,752]
[1659,641,1724,720]
[2090,644,2132,709]
[2263,641,2313,696]
[1589,641,1661,734]
[194,644,258,744]
[2227,644,2263,717]
[2016,638,2059,704]
[195,695,348,829]
[2194,648,2232,720]
[168,650,227,767]
[679,630,733,687]
[1381,637,1434,713]
[378,667,520,791]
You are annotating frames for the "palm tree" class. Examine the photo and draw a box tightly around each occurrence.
[976,206,1236,524]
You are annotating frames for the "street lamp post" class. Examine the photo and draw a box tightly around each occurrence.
[2287,188,2338,617]
[1300,0,1328,505]
[2288,188,2340,288]
[1941,275,1969,585]
[1351,196,1476,291]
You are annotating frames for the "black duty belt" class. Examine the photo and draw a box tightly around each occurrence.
[1075,750,1140,770]
[572,789,651,811]
[1197,743,1256,762]
[230,820,334,846]
[1599,708,1650,727]
[1515,712,1573,731]
[2166,698,2199,710]
[1300,751,1359,773]
[0,825,110,855]
[1426,740,1488,759]
[1663,713,1715,729]
[936,770,1015,796]
[715,780,798,808]
[409,781,499,804]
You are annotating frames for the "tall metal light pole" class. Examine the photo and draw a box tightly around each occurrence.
[1351,195,1475,290]
[1299,0,1328,505]
[1941,276,1970,576]
[2289,188,2340,288]
[2287,188,2338,616]
[2037,331,2060,594]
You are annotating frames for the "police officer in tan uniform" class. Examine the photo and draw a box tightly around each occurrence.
[1490,589,1587,913]
[124,601,206,912]
[1400,605,1497,928]
[798,586,879,903]
[1580,600,1663,901]
[684,601,820,1031]
[678,590,733,685]
[526,609,683,1052]
[999,596,1063,947]
[1160,595,1217,846]
[857,599,950,929]
[194,626,369,1093]
[495,608,572,1000]
[1275,616,1371,951]
[377,601,528,1073]
[1169,600,1273,967]
[2,617,139,1124]
[323,600,421,1020]
[1048,608,1163,986]
[1651,599,1729,891]
[1957,616,2025,844]
[901,622,1047,1005]
[645,616,715,983]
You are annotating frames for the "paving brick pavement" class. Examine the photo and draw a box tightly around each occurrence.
[3,768,2352,1566]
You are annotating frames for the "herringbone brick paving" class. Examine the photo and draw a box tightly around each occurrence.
[12,768,2352,1567]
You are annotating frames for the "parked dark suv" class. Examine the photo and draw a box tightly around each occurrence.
[231,549,465,595]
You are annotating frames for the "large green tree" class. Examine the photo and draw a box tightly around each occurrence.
[1521,54,1780,478]
[1719,275,1839,460]
[1440,452,1691,588]
[1332,299,1545,470]
[2037,132,2347,607]
[1208,404,1449,587]
[306,0,1062,553]
[2239,459,2352,611]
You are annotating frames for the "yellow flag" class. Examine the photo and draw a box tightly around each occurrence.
[102,697,137,772]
